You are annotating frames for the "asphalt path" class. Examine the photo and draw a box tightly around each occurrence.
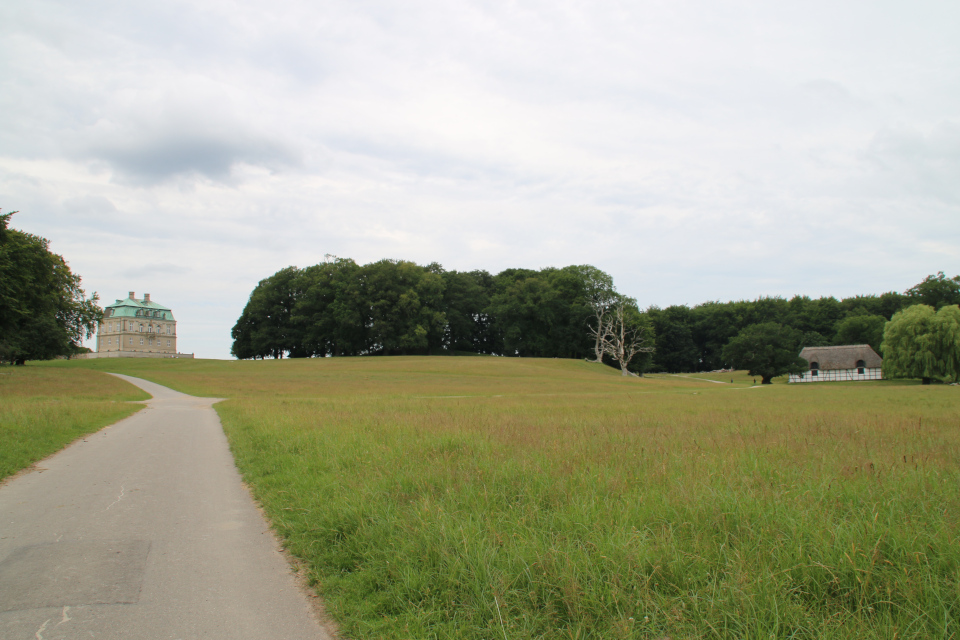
[0,373,333,640]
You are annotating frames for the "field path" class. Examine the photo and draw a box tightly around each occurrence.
[0,374,332,640]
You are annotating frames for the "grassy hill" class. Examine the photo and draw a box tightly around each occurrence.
[0,365,148,481]
[30,356,960,638]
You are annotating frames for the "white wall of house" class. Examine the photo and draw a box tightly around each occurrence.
[789,367,883,383]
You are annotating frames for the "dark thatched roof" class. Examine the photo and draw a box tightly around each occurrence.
[799,345,882,370]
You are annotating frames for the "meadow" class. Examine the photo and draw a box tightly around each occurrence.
[0,365,149,481]
[44,357,960,639]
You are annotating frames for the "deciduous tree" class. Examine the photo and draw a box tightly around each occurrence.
[881,304,960,384]
[834,314,886,353]
[721,323,806,384]
[596,298,655,376]
[0,211,101,365]
[906,272,960,309]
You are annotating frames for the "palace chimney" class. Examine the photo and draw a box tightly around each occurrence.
[129,291,136,299]
[144,293,151,302]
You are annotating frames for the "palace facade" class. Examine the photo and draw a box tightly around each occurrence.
[95,292,180,356]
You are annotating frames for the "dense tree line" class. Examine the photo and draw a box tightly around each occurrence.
[232,257,956,376]
[647,271,958,373]
[0,211,101,364]
[230,258,622,362]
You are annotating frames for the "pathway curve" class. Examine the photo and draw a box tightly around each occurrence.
[0,374,332,640]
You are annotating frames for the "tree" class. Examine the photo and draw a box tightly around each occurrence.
[800,331,831,348]
[294,257,365,357]
[648,305,699,372]
[230,266,304,359]
[721,323,807,384]
[906,272,960,309]
[881,304,960,384]
[441,269,495,353]
[595,298,655,376]
[570,265,617,362]
[361,259,446,355]
[487,267,594,359]
[834,314,886,353]
[0,211,101,365]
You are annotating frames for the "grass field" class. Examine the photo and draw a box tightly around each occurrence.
[0,365,149,481]
[45,356,960,639]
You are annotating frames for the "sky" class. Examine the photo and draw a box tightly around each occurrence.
[2,0,959,359]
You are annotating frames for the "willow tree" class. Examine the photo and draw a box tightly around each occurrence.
[881,304,960,384]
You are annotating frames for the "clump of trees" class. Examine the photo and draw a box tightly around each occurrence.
[232,258,958,383]
[645,294,904,374]
[0,211,102,364]
[230,258,639,366]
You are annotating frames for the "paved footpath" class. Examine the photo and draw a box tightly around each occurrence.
[0,374,333,640]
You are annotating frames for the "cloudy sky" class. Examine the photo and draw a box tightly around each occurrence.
[3,0,958,358]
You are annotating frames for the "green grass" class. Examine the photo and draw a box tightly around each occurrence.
[0,364,149,481]
[45,357,960,639]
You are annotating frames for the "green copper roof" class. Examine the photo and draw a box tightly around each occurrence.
[105,294,176,321]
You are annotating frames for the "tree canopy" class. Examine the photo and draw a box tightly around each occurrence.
[232,258,955,382]
[721,323,807,384]
[0,211,101,364]
[881,304,960,384]
[905,272,960,309]
[231,260,613,361]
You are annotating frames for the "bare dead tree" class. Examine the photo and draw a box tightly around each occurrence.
[585,285,619,362]
[588,301,613,362]
[599,300,655,376]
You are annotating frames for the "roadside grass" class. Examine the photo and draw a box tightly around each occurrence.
[0,364,149,481]
[47,357,960,639]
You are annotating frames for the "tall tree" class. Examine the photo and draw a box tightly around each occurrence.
[441,269,495,354]
[361,259,446,355]
[905,272,960,310]
[722,322,806,384]
[834,314,886,353]
[596,298,655,376]
[293,257,365,357]
[881,304,960,384]
[648,305,699,372]
[570,265,617,362]
[0,211,101,365]
[230,266,304,359]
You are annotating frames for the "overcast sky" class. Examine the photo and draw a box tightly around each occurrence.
[3,0,958,359]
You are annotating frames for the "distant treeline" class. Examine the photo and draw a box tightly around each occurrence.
[231,257,957,372]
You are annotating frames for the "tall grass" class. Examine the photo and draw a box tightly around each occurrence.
[51,357,960,638]
[0,364,148,480]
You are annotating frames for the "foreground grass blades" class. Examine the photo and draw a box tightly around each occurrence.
[49,357,960,639]
[0,365,149,481]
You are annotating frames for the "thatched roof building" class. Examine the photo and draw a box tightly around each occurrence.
[798,344,882,370]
